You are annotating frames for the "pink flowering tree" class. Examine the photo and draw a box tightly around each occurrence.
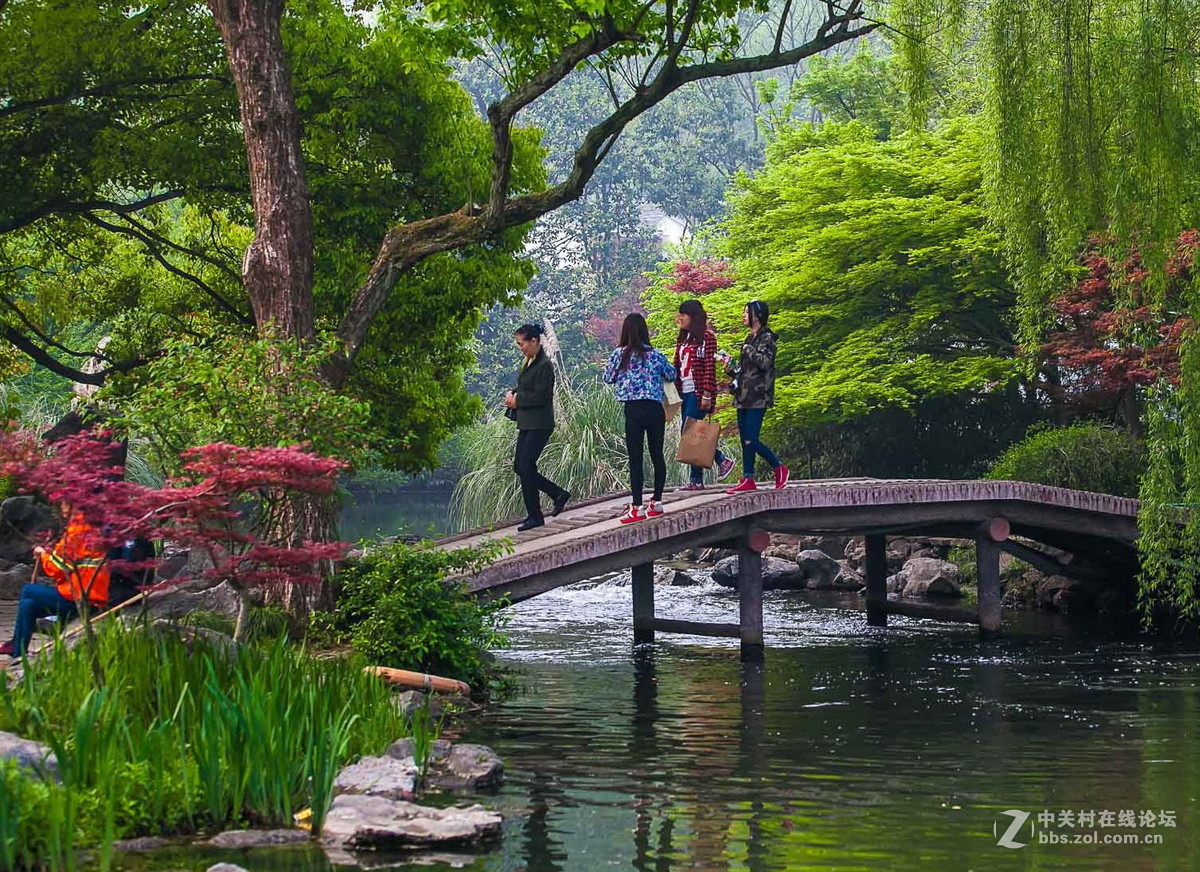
[0,429,350,645]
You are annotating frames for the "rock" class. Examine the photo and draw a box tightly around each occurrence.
[334,755,420,801]
[0,564,31,600]
[843,537,865,569]
[0,497,53,563]
[136,580,241,622]
[696,547,735,563]
[711,556,806,590]
[652,565,696,586]
[434,744,504,793]
[385,739,504,794]
[395,690,445,723]
[711,556,739,587]
[833,561,864,590]
[156,547,190,581]
[797,550,840,590]
[761,544,798,562]
[1036,575,1097,611]
[886,572,904,594]
[112,837,173,852]
[206,865,250,872]
[207,830,309,849]
[0,730,58,780]
[320,795,502,850]
[898,558,963,598]
[666,568,698,586]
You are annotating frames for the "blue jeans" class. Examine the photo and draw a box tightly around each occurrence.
[9,583,76,656]
[680,391,727,484]
[737,407,782,477]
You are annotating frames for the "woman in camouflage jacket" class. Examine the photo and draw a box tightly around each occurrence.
[725,300,789,492]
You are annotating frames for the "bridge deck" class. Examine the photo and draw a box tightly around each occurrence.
[438,478,1140,604]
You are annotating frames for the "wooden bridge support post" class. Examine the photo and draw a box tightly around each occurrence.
[738,534,766,662]
[632,562,655,645]
[864,534,888,627]
[976,537,1002,638]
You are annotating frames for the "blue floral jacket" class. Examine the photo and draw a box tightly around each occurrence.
[602,345,677,402]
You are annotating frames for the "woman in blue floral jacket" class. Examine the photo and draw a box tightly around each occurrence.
[603,313,677,524]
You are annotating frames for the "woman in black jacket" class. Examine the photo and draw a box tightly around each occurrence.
[504,324,570,531]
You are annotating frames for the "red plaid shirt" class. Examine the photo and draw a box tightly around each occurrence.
[674,329,719,405]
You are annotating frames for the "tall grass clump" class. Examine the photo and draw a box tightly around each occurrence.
[0,622,410,867]
[452,371,698,528]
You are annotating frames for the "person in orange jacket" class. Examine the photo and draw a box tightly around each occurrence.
[0,510,110,658]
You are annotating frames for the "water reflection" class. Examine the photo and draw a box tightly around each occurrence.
[110,580,1200,871]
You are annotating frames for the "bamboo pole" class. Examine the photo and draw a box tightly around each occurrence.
[364,665,471,697]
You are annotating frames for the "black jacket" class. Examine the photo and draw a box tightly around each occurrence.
[514,349,556,430]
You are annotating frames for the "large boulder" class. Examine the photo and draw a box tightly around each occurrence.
[654,565,697,587]
[897,558,963,598]
[711,556,806,590]
[0,497,53,564]
[797,550,840,590]
[320,794,502,851]
[136,580,241,622]
[0,730,58,780]
[206,830,309,849]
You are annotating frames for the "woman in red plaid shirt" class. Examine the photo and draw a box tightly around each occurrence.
[673,299,736,489]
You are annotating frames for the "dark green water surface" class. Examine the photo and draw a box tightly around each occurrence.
[117,581,1200,871]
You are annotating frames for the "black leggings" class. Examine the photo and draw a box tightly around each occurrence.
[514,428,566,521]
[624,399,666,505]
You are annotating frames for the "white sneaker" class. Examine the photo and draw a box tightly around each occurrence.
[619,504,646,524]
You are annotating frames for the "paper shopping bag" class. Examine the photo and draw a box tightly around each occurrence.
[676,417,720,467]
[662,380,683,421]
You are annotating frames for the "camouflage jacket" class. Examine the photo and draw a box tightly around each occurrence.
[729,329,776,410]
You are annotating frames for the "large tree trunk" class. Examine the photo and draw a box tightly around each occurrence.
[208,0,314,339]
[209,0,327,620]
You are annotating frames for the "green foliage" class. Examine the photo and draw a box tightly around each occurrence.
[0,622,410,862]
[104,328,373,474]
[985,422,1147,497]
[789,48,904,139]
[317,541,511,694]
[653,117,1020,441]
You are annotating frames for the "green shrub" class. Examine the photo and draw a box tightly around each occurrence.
[985,422,1147,497]
[316,541,510,695]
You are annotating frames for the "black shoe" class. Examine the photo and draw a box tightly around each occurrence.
[551,492,571,517]
[516,517,545,532]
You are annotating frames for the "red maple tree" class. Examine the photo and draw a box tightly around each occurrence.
[0,430,350,643]
[1040,230,1198,426]
[663,258,736,295]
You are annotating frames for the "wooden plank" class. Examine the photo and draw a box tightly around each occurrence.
[651,618,741,638]
[882,599,979,624]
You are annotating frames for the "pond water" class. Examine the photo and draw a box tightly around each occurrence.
[116,576,1200,871]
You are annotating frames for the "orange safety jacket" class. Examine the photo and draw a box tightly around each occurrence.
[38,513,110,607]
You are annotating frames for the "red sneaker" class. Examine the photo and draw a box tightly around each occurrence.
[725,477,758,494]
[774,464,790,489]
[0,641,15,657]
[619,504,646,524]
[646,500,664,517]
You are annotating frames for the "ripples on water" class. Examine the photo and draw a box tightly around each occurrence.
[118,575,1200,872]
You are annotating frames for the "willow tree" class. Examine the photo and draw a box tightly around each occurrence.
[896,0,1200,620]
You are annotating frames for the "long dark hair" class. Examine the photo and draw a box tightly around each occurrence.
[676,299,707,344]
[617,313,651,371]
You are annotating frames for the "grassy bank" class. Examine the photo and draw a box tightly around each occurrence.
[0,623,410,871]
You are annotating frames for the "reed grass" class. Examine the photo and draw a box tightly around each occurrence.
[0,621,413,869]
[452,371,701,528]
